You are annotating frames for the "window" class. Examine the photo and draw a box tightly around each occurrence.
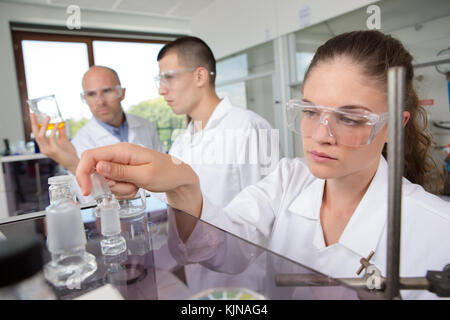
[21,40,91,135]
[216,41,276,128]
[13,31,184,151]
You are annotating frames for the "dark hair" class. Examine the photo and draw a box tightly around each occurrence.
[157,36,216,86]
[304,30,446,194]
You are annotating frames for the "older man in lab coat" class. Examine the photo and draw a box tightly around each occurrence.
[30,66,164,204]
[72,66,164,157]
[31,66,164,175]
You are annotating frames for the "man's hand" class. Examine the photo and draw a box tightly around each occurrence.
[30,113,79,174]
[75,142,203,217]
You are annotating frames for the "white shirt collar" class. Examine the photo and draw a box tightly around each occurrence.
[339,157,388,257]
[186,96,233,135]
[287,157,389,257]
[204,96,233,130]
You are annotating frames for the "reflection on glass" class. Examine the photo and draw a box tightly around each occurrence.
[217,76,275,128]
[217,82,247,108]
[216,41,274,84]
[296,52,314,83]
[121,213,150,256]
[246,41,274,74]
[246,75,275,128]
[216,54,248,83]
[117,189,147,219]
[0,197,378,300]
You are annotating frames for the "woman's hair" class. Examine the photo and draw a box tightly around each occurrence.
[304,30,446,194]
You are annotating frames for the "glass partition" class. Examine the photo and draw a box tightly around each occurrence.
[0,197,379,300]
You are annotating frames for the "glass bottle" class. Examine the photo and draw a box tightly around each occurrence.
[48,175,76,204]
[117,188,146,218]
[44,198,97,289]
[90,172,127,256]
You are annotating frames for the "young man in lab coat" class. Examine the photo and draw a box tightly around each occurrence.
[154,36,277,207]
[148,36,277,295]
[30,65,164,175]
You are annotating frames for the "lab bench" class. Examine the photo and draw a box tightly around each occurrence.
[0,197,377,300]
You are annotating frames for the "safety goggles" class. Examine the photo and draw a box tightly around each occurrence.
[154,68,215,89]
[285,99,389,147]
[81,85,122,103]
[154,68,195,90]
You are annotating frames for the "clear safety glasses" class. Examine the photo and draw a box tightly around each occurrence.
[154,68,196,89]
[80,85,122,103]
[285,99,389,147]
[154,68,215,89]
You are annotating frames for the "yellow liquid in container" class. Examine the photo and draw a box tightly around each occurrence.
[38,121,65,130]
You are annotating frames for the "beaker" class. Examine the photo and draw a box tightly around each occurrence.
[118,189,147,219]
[27,95,65,131]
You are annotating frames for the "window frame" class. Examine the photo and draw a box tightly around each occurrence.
[12,30,170,140]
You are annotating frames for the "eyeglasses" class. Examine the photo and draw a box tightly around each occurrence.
[81,85,122,103]
[154,68,215,89]
[154,68,195,89]
[285,99,389,147]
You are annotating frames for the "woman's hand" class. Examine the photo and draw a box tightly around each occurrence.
[75,142,203,217]
[30,113,79,174]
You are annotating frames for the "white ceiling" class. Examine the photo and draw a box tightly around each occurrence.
[295,0,450,50]
[4,0,216,19]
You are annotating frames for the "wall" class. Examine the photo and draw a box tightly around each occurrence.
[191,0,379,59]
[0,1,190,145]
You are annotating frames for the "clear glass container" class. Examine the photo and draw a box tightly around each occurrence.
[99,204,127,256]
[44,199,97,288]
[27,94,65,132]
[90,172,127,256]
[118,188,146,218]
[48,175,76,204]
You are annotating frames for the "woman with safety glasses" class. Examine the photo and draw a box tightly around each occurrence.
[76,30,450,299]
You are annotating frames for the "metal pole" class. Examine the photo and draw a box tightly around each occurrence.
[385,67,406,300]
[275,274,430,291]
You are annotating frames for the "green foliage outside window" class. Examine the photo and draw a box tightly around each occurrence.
[68,118,88,139]
[126,97,187,152]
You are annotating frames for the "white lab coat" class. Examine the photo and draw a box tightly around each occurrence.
[161,96,277,207]
[71,113,164,157]
[71,113,164,203]
[153,96,276,295]
[187,156,450,299]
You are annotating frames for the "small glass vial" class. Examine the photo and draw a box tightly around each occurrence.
[90,172,126,256]
[44,199,97,288]
[48,175,76,204]
[99,203,127,256]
